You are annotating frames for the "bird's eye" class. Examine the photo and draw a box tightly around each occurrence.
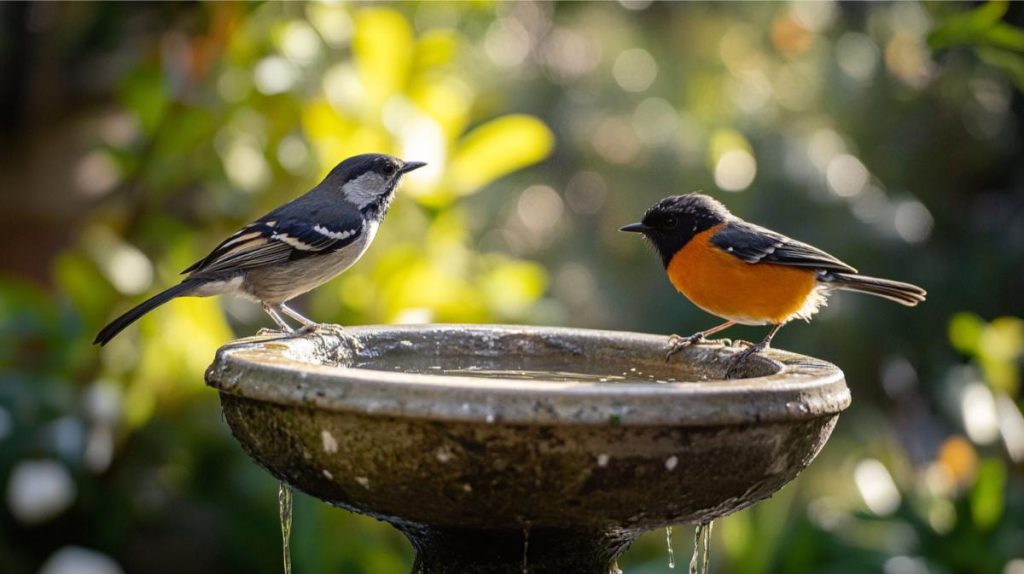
[382,162,397,176]
[663,217,678,228]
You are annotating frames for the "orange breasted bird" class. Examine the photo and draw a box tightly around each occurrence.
[620,193,926,361]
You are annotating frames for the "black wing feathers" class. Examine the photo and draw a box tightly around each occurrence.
[710,221,857,274]
[182,200,364,276]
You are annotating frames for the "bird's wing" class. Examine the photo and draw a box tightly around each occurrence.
[182,203,364,276]
[709,220,858,274]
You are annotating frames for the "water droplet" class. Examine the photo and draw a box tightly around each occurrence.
[320,429,338,454]
[278,482,293,574]
[785,401,809,415]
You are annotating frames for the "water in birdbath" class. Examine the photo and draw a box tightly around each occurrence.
[279,482,293,574]
[352,356,718,385]
[688,521,714,574]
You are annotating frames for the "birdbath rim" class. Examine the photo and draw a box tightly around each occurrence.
[205,324,849,427]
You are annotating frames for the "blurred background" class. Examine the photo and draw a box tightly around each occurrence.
[1,1,1023,573]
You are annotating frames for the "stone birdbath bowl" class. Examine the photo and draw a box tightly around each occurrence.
[205,324,849,573]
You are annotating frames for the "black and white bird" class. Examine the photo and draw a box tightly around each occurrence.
[94,153,425,345]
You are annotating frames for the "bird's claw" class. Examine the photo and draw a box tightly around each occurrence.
[725,343,768,377]
[310,323,346,337]
[665,333,706,361]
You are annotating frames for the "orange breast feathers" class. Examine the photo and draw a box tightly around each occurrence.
[666,224,821,325]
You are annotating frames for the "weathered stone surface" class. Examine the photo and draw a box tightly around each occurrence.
[206,324,849,573]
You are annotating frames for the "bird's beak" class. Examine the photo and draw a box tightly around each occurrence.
[399,161,427,174]
[619,222,651,233]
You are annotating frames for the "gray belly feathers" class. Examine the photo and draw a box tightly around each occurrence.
[244,221,378,304]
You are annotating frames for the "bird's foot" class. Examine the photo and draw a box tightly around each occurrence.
[725,342,769,377]
[665,332,706,361]
[308,323,346,337]
[257,327,291,336]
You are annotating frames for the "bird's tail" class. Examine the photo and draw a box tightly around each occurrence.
[94,281,198,346]
[822,272,926,307]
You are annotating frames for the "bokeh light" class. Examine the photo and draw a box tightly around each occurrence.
[2,2,1023,573]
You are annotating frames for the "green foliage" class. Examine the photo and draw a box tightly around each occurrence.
[970,459,1005,530]
[929,1,1024,91]
[2,1,1023,573]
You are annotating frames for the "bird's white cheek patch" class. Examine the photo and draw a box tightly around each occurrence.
[343,172,388,208]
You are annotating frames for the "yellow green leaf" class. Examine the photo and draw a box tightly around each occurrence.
[970,458,1006,530]
[353,8,414,110]
[449,115,555,196]
[948,312,984,354]
[479,257,548,318]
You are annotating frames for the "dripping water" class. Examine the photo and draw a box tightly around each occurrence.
[702,521,713,574]
[279,482,293,574]
[521,524,530,573]
[687,520,714,574]
[666,526,675,568]
[688,523,701,574]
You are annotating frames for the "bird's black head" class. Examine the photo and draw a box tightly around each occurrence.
[324,153,426,219]
[620,193,732,266]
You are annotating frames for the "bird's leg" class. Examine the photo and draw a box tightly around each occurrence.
[262,303,295,333]
[666,320,736,361]
[730,323,785,365]
[280,303,319,331]
[280,303,347,336]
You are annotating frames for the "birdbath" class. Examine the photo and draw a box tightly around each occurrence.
[205,324,849,573]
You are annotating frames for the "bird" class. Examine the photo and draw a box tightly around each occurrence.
[620,193,926,362]
[94,153,425,346]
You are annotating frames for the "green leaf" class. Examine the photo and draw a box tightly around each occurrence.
[117,67,171,135]
[983,23,1024,52]
[948,312,984,355]
[969,458,1006,530]
[449,115,555,196]
[928,0,1009,51]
